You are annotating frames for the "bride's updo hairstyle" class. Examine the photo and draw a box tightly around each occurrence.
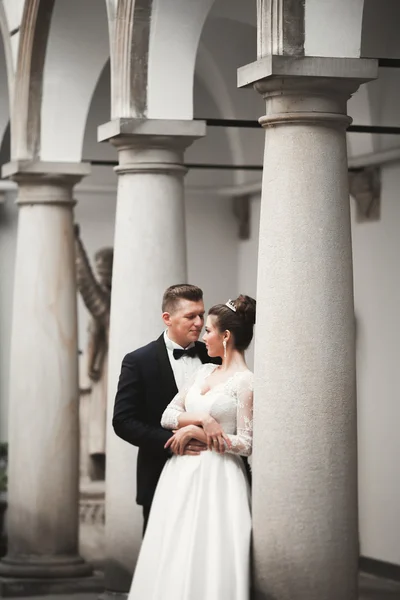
[208,295,256,351]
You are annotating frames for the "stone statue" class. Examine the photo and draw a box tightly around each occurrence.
[74,224,113,481]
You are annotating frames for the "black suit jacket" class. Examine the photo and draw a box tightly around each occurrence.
[113,334,221,507]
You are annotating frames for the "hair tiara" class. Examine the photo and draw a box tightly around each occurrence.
[225,299,237,312]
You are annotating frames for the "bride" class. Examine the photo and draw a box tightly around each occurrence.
[128,295,256,600]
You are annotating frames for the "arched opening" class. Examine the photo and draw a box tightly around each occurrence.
[39,0,109,162]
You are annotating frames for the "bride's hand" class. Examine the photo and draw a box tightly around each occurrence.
[164,426,196,456]
[202,415,232,453]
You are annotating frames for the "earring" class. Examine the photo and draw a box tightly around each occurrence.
[223,339,227,359]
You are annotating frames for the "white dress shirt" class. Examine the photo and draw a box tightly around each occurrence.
[163,330,202,392]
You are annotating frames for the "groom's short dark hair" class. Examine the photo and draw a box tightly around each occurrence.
[162,284,203,314]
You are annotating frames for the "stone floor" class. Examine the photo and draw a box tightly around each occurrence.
[359,572,400,599]
[12,573,400,600]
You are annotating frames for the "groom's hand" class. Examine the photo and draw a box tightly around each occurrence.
[182,439,207,456]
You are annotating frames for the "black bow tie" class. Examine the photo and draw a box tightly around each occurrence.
[173,346,198,360]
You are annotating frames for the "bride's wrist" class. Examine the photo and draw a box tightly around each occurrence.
[200,413,211,426]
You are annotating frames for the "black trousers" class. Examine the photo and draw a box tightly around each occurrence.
[142,505,151,536]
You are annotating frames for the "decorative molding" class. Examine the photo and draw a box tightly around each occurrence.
[110,0,152,118]
[349,166,381,222]
[79,483,105,526]
[79,499,105,526]
[257,0,305,58]
[0,181,115,197]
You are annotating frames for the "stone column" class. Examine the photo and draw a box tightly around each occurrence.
[98,119,205,597]
[0,162,92,580]
[238,57,377,600]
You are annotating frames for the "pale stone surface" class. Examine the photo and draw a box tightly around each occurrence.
[97,117,206,142]
[0,165,91,579]
[237,55,378,89]
[304,0,365,58]
[100,120,203,594]
[240,66,376,599]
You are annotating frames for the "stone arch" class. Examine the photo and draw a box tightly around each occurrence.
[108,0,217,121]
[11,0,54,160]
[39,0,110,161]
[10,0,110,163]
[0,3,13,149]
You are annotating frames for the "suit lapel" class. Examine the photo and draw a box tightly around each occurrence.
[155,334,178,402]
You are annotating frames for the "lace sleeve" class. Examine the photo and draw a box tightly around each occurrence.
[160,364,213,430]
[226,371,254,457]
[160,388,187,430]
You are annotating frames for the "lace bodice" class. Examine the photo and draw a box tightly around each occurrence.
[161,364,254,457]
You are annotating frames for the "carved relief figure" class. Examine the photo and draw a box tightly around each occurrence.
[74,224,113,480]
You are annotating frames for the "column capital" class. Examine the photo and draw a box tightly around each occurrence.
[238,56,378,132]
[238,55,378,92]
[98,119,205,175]
[98,118,206,146]
[2,161,91,205]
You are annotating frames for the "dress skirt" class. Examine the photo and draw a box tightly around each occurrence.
[128,450,251,600]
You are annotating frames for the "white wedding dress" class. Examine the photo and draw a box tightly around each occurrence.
[128,364,253,600]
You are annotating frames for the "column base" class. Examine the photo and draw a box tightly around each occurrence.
[0,554,93,579]
[0,572,103,597]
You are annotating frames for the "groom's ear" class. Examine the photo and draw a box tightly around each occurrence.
[162,312,172,326]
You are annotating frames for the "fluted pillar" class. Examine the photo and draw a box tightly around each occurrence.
[0,161,92,581]
[238,57,377,600]
[98,118,205,597]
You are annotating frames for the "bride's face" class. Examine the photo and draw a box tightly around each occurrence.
[203,316,224,357]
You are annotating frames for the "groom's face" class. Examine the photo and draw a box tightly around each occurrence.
[164,299,205,348]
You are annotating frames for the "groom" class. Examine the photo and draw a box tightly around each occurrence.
[113,284,221,531]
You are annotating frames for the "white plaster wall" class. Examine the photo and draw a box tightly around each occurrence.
[305,0,364,58]
[237,195,261,370]
[147,0,215,120]
[208,0,256,28]
[361,0,400,60]
[2,0,24,33]
[186,193,238,312]
[1,0,21,74]
[198,17,263,177]
[352,163,400,565]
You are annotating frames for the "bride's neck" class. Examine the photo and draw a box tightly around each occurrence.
[220,349,247,371]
